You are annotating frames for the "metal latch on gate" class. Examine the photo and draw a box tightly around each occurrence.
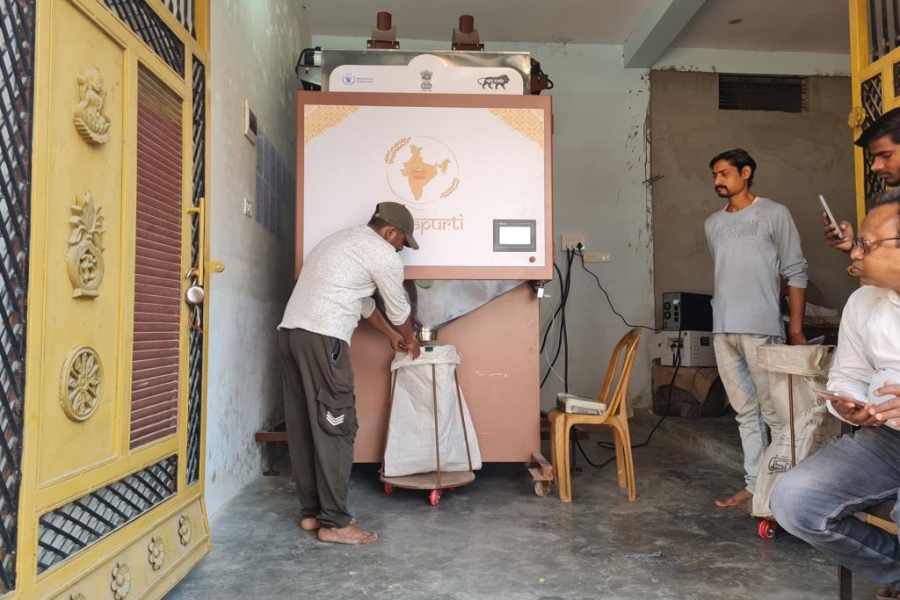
[184,198,225,307]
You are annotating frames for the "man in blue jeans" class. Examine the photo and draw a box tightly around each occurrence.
[771,191,900,598]
[705,148,808,509]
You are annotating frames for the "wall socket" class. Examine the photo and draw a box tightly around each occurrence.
[584,252,611,263]
[243,197,253,218]
[561,234,585,251]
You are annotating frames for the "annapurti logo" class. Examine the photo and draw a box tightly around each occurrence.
[477,75,510,89]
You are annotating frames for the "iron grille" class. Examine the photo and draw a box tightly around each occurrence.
[862,74,887,199]
[36,456,177,574]
[868,0,900,62]
[186,57,205,485]
[718,74,807,113]
[0,0,35,592]
[100,0,185,77]
[162,0,194,37]
[895,61,900,97]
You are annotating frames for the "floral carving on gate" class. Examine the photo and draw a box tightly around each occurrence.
[148,536,166,570]
[60,346,103,422]
[178,515,192,546]
[66,191,105,298]
[110,562,132,600]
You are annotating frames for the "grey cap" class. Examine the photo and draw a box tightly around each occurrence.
[374,201,419,250]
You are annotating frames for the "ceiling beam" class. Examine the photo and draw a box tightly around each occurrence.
[623,0,707,69]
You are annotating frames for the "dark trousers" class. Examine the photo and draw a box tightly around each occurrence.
[279,328,358,528]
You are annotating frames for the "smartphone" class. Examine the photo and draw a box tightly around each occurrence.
[819,194,845,240]
[815,389,867,407]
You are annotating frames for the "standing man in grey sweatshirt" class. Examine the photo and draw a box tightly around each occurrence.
[705,149,808,509]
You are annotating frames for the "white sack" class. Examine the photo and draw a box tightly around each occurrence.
[383,345,482,477]
[752,344,839,518]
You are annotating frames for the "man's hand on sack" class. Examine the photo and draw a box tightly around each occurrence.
[401,336,421,360]
[390,333,421,359]
[788,331,807,346]
[868,382,900,426]
[389,332,405,354]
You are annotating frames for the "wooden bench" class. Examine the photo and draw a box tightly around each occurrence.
[254,421,287,476]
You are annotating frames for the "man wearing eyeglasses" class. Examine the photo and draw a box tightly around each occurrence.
[772,191,900,598]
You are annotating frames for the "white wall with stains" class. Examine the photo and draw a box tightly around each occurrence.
[205,1,310,516]
[313,36,655,410]
[655,47,850,77]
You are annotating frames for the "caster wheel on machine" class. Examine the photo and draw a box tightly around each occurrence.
[429,489,441,506]
[383,484,393,495]
[535,480,552,497]
[758,519,777,540]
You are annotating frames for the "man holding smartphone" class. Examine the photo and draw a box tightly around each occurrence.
[705,148,808,509]
[772,191,900,598]
[824,107,900,253]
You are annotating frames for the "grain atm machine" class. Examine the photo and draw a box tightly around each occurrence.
[296,42,554,495]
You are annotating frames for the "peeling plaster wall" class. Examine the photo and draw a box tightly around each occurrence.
[649,71,857,323]
[206,1,310,516]
[313,36,656,409]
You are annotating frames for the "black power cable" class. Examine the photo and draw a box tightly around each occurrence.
[543,247,684,469]
[575,249,657,333]
[596,344,682,450]
[540,251,576,389]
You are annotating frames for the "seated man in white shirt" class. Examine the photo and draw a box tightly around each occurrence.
[771,191,900,598]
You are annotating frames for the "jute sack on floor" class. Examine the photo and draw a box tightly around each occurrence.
[383,345,482,477]
[752,344,839,518]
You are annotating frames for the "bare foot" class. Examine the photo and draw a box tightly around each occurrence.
[317,524,378,545]
[300,517,355,531]
[715,489,752,508]
[876,586,900,599]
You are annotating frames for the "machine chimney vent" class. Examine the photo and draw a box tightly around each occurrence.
[718,74,808,113]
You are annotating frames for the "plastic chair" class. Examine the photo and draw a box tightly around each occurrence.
[548,328,642,502]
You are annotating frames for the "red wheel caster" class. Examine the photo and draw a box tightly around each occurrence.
[758,519,777,540]
[383,484,393,495]
[429,489,441,506]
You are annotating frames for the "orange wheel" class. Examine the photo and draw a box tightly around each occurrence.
[383,484,393,495]
[429,489,441,506]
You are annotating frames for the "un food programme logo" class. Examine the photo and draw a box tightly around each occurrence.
[384,136,460,206]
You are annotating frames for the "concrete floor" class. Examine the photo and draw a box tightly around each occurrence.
[167,414,878,600]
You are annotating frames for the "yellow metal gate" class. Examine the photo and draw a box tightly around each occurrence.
[849,0,900,218]
[0,0,217,597]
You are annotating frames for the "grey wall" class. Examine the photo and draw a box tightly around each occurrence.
[650,71,857,320]
[206,1,309,516]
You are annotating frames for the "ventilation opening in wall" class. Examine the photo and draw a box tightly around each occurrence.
[718,74,808,113]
